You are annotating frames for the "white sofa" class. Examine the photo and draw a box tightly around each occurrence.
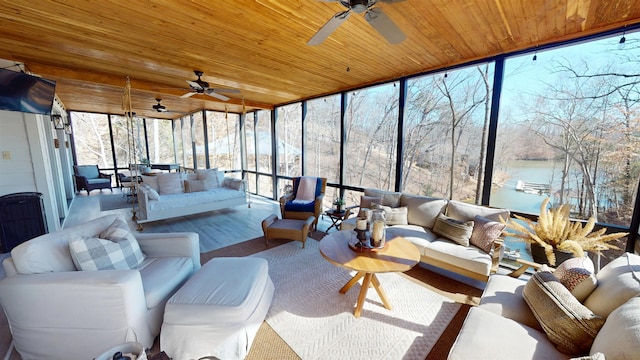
[136,169,248,225]
[342,189,510,282]
[0,214,200,360]
[448,252,640,359]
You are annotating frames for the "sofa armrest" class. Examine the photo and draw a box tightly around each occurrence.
[99,172,112,180]
[490,238,504,275]
[280,192,294,205]
[135,232,201,271]
[0,270,150,331]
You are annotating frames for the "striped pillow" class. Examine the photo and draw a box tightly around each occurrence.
[523,266,605,355]
[432,213,474,246]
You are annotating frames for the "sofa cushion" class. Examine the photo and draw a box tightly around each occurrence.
[554,256,597,302]
[137,256,193,309]
[448,307,567,360]
[423,238,493,276]
[469,215,505,254]
[141,175,160,192]
[364,189,402,208]
[584,252,640,317]
[157,173,184,195]
[590,296,640,359]
[387,225,438,255]
[446,199,510,222]
[479,274,542,331]
[99,218,146,266]
[223,177,244,190]
[399,194,448,229]
[75,165,100,179]
[373,204,408,225]
[142,184,160,200]
[184,179,207,193]
[360,195,382,209]
[195,168,220,188]
[432,213,474,246]
[523,266,605,355]
[10,215,121,274]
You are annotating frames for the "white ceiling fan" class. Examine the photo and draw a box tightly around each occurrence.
[308,0,406,46]
[180,70,240,101]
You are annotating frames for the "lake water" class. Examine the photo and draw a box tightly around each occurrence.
[489,160,561,262]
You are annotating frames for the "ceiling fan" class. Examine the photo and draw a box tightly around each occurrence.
[180,70,240,101]
[308,0,406,46]
[152,98,168,112]
[152,98,186,115]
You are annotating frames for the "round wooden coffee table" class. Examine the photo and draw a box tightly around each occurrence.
[319,230,421,318]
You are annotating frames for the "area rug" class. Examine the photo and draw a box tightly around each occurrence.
[251,240,462,360]
[99,194,133,211]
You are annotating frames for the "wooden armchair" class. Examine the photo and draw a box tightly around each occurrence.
[279,177,326,231]
[73,165,112,195]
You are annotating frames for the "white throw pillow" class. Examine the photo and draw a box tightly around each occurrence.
[195,168,220,188]
[584,253,640,317]
[141,174,159,192]
[372,203,408,226]
[590,296,640,358]
[157,172,184,195]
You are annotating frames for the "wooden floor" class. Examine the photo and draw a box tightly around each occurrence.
[64,188,339,252]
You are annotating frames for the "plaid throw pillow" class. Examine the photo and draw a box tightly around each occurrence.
[99,218,145,266]
[69,236,135,271]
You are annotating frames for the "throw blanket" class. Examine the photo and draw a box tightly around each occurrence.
[293,176,316,203]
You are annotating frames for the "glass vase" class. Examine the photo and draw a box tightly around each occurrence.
[370,209,386,248]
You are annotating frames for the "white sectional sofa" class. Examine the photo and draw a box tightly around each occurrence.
[448,252,640,359]
[136,169,248,225]
[0,214,200,360]
[342,189,510,282]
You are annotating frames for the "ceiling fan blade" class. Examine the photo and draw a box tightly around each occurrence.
[307,10,351,46]
[180,92,197,99]
[364,7,406,44]
[206,91,230,101]
[211,88,241,94]
[186,80,204,91]
[378,0,406,3]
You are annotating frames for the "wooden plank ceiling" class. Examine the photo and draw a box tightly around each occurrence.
[0,0,639,120]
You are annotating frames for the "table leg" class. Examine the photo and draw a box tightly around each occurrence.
[340,271,365,294]
[354,273,373,318]
[371,274,392,310]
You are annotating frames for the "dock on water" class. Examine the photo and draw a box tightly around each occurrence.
[515,180,551,195]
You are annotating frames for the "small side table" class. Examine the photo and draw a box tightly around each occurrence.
[324,206,357,232]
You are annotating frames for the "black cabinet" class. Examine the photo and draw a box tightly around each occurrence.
[0,192,48,252]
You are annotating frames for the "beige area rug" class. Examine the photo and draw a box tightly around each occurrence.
[250,239,462,360]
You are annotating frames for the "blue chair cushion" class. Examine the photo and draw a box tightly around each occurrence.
[76,165,100,179]
[284,201,315,212]
[284,177,323,212]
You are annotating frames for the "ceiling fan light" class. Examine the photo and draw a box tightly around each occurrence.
[353,4,367,13]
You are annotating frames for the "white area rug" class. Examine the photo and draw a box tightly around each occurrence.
[251,240,461,360]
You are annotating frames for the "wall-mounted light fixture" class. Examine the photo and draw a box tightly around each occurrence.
[64,123,72,135]
[51,114,64,130]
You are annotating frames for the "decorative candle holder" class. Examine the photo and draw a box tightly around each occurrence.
[370,209,386,248]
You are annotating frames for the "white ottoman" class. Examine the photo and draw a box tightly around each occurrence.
[160,257,274,360]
